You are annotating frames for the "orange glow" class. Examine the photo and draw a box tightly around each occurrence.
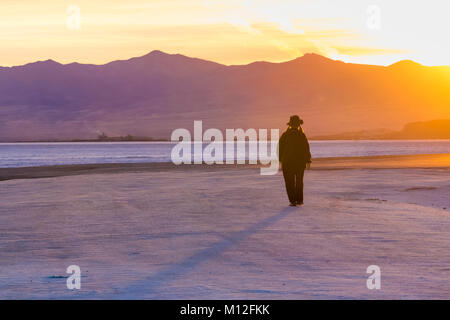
[0,1,449,67]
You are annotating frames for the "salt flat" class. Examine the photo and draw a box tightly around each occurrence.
[0,157,449,299]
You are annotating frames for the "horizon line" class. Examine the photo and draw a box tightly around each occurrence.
[2,50,450,69]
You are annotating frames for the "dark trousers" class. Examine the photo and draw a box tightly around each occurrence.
[282,165,305,204]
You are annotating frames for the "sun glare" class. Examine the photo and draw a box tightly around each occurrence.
[0,0,449,66]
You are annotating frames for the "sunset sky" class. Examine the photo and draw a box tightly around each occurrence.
[1,0,449,67]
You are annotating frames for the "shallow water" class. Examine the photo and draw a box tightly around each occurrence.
[0,140,450,168]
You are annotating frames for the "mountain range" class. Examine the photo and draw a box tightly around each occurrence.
[311,119,450,140]
[1,50,449,141]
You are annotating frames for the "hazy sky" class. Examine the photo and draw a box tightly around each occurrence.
[1,0,449,66]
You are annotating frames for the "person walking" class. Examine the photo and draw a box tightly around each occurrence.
[278,115,312,206]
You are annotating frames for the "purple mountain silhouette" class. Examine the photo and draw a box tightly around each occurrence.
[0,50,449,141]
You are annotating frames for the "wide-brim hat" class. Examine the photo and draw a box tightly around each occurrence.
[287,115,303,126]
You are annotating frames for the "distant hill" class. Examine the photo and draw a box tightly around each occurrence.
[311,120,450,140]
[0,51,449,141]
[311,128,396,140]
[386,119,450,139]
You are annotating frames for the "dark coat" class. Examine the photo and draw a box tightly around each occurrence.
[278,128,312,168]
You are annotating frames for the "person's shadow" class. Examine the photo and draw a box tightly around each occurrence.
[100,206,298,298]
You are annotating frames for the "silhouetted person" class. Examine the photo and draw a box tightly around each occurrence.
[279,115,312,206]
